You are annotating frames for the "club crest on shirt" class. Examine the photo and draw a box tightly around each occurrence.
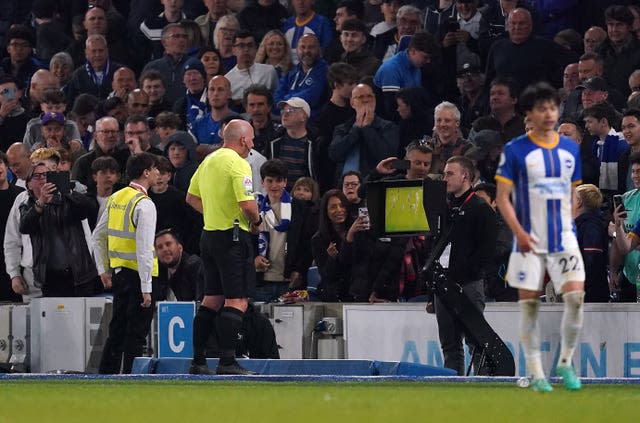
[564,159,573,169]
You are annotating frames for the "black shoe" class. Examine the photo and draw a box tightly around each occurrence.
[215,362,257,375]
[189,363,214,375]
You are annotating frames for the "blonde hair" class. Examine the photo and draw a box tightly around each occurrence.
[255,30,293,75]
[30,147,61,166]
[212,14,240,50]
[575,184,603,211]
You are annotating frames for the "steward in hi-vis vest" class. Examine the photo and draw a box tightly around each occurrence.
[93,152,160,374]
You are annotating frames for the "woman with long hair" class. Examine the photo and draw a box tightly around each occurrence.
[396,87,434,155]
[311,189,367,301]
[198,46,225,83]
[255,30,293,78]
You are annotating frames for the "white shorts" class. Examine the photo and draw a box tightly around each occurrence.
[506,250,585,292]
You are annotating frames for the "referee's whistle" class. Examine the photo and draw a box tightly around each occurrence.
[233,219,240,242]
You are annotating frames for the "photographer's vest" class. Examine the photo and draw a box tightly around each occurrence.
[106,186,158,276]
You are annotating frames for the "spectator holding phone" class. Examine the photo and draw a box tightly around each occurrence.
[0,75,30,152]
[18,148,99,297]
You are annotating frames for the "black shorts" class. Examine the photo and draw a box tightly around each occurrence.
[200,229,255,299]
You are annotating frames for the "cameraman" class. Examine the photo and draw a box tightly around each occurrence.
[435,156,497,375]
[18,148,99,297]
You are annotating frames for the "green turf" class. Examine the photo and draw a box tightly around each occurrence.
[1,381,638,423]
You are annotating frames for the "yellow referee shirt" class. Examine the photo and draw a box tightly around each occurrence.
[188,147,255,231]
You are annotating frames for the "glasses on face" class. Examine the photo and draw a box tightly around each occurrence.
[99,129,119,136]
[343,182,360,188]
[31,172,46,180]
[219,27,236,34]
[282,107,301,115]
[167,33,188,39]
[233,43,255,50]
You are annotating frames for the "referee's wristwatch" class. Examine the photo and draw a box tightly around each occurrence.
[251,216,263,227]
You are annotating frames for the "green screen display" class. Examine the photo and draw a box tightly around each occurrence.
[384,186,429,233]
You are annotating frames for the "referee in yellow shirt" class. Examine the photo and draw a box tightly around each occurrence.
[186,119,261,375]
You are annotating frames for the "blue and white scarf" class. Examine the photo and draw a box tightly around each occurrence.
[185,89,208,129]
[85,59,111,87]
[257,190,292,257]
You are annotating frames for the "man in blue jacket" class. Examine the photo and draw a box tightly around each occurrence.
[274,34,328,118]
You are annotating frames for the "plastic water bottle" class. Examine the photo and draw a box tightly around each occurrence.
[516,377,530,388]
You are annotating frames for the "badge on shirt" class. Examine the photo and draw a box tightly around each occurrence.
[243,176,253,196]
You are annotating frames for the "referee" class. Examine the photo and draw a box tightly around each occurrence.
[186,119,260,375]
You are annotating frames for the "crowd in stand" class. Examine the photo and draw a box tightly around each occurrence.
[2,0,640,306]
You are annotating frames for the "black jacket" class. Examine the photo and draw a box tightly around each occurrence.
[576,210,609,302]
[19,192,98,288]
[444,189,497,285]
[156,252,204,302]
[311,230,353,302]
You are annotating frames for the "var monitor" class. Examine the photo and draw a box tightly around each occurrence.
[366,178,446,237]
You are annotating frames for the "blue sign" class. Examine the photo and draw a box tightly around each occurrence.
[157,302,196,358]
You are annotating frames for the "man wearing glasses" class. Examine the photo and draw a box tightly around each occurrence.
[142,23,190,105]
[225,31,279,108]
[124,115,163,156]
[72,116,130,190]
[266,97,317,190]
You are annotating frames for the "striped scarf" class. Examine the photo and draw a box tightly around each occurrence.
[257,190,292,257]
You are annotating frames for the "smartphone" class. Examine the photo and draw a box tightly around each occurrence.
[390,159,411,171]
[1,87,16,100]
[613,194,627,218]
[358,207,370,230]
[447,20,460,33]
[46,171,71,195]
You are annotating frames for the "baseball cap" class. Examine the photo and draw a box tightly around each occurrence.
[457,53,482,76]
[41,112,65,125]
[277,97,311,117]
[183,57,206,80]
[577,76,608,92]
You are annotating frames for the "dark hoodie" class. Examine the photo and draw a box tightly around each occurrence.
[164,131,199,193]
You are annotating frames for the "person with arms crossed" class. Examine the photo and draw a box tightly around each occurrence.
[495,82,585,392]
[186,119,261,375]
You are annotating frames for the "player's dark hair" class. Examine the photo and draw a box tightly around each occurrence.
[126,152,158,181]
[260,159,288,180]
[519,82,560,113]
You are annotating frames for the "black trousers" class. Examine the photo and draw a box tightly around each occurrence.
[434,279,485,376]
[99,268,154,374]
[41,268,99,297]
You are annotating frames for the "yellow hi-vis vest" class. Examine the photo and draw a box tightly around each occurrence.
[106,186,158,276]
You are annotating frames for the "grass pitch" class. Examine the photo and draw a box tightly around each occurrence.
[1,380,637,423]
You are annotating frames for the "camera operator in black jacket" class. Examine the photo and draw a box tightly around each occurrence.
[435,156,497,375]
